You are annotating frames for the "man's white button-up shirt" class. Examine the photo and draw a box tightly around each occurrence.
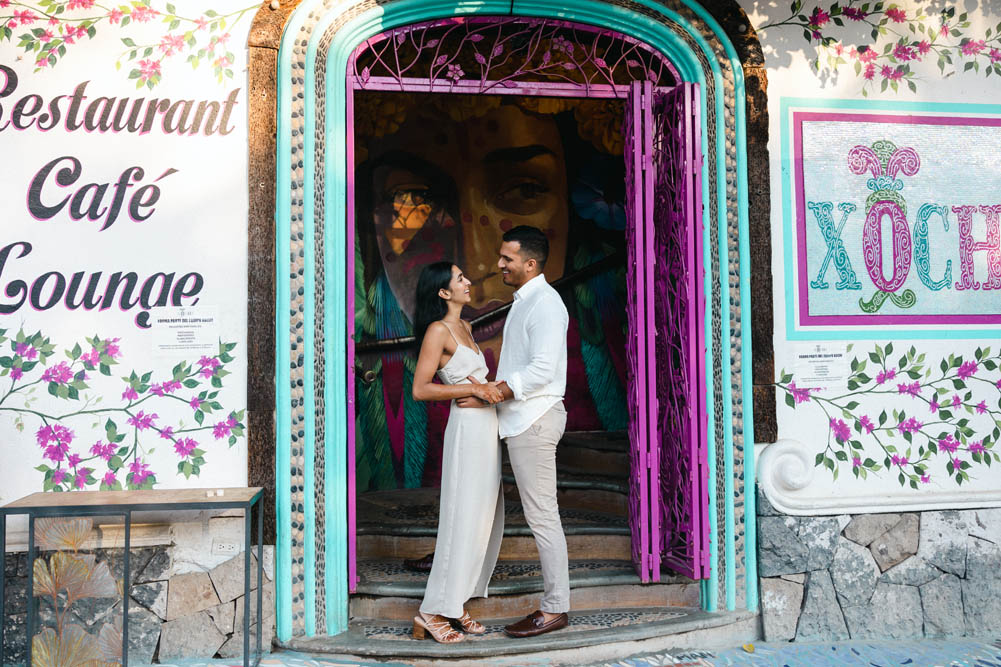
[496,273,569,439]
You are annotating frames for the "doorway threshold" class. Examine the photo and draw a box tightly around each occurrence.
[279,608,759,662]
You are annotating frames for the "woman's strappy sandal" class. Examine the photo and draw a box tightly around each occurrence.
[455,609,487,635]
[413,612,466,643]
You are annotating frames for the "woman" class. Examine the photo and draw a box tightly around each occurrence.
[410,261,506,643]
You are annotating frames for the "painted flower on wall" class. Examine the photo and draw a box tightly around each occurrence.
[755,2,1001,95]
[1,326,245,491]
[777,343,1001,487]
[1,1,257,86]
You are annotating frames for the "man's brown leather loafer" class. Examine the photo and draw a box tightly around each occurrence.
[503,610,569,638]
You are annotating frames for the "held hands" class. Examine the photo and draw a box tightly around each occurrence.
[457,376,503,408]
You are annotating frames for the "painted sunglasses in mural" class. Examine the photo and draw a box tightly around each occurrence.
[778,343,1001,488]
[755,2,1001,95]
[0,327,245,492]
[1,1,257,86]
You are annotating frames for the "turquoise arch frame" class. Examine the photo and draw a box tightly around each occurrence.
[274,0,757,639]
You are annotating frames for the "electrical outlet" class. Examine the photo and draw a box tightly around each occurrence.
[212,540,239,556]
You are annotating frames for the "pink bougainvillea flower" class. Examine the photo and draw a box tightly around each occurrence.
[6,20,16,29]
[90,441,115,461]
[67,453,82,468]
[885,7,906,23]
[938,435,958,453]
[127,410,158,431]
[190,396,202,410]
[150,383,165,397]
[876,368,897,384]
[44,442,68,462]
[195,16,209,30]
[880,65,904,81]
[15,342,38,360]
[808,7,830,29]
[10,367,23,381]
[976,401,987,414]
[929,397,939,413]
[129,459,153,484]
[990,49,1001,64]
[951,457,963,469]
[138,59,161,80]
[159,426,175,440]
[174,438,197,458]
[198,355,221,369]
[75,468,91,488]
[226,415,238,428]
[852,456,861,468]
[996,378,1001,390]
[108,8,123,23]
[0,1,11,9]
[122,386,139,401]
[863,63,876,80]
[961,40,986,56]
[13,9,37,24]
[104,338,121,358]
[897,381,921,397]
[103,470,117,486]
[920,474,930,484]
[940,22,950,37]
[830,418,851,443]
[897,417,923,435]
[858,47,878,63]
[859,415,875,434]
[163,380,181,393]
[843,7,867,20]
[970,441,986,454]
[67,0,95,8]
[893,44,914,61]
[953,395,962,407]
[51,468,67,485]
[199,367,214,379]
[42,361,74,385]
[891,454,907,466]
[917,40,931,56]
[37,424,74,450]
[213,421,232,440]
[957,361,978,379]
[788,381,813,404]
[159,34,185,56]
[81,348,100,365]
[213,55,234,68]
[130,5,158,22]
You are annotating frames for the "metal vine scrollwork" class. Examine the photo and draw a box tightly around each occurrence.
[352,17,676,94]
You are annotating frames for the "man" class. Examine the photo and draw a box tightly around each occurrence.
[457,224,570,637]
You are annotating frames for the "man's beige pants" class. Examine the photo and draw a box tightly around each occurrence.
[504,402,569,613]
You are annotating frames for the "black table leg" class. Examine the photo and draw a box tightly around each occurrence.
[25,515,33,666]
[256,498,263,666]
[243,508,251,667]
[1,511,6,667]
[122,511,131,666]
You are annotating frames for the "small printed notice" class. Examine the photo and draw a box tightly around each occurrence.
[794,342,849,387]
[152,306,219,356]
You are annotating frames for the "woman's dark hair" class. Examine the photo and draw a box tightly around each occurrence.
[413,261,455,348]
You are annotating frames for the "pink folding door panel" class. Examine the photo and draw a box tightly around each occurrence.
[623,80,709,582]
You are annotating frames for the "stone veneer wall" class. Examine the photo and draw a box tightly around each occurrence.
[756,486,1001,642]
[3,545,275,664]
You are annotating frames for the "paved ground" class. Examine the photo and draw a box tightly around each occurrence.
[154,637,1001,667]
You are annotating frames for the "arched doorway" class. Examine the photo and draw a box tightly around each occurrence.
[264,0,760,640]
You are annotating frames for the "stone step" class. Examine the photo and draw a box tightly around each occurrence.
[351,559,699,620]
[283,609,761,661]
[500,467,628,517]
[357,488,629,538]
[357,532,633,562]
[555,430,630,478]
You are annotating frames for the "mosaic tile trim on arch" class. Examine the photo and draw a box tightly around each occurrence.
[275,0,756,635]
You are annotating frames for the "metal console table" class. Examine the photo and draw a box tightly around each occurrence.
[1,487,264,667]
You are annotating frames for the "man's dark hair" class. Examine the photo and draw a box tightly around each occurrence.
[502,225,549,269]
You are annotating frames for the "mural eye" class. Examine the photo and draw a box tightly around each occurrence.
[494,181,551,215]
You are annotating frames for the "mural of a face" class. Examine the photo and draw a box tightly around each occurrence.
[364,100,569,362]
